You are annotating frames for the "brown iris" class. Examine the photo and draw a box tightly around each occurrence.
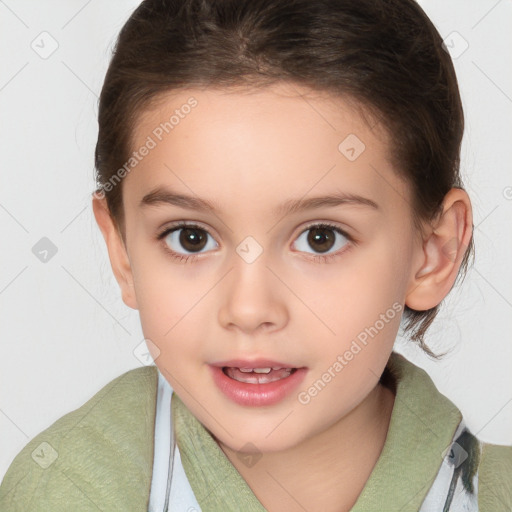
[179,227,208,252]
[307,226,335,253]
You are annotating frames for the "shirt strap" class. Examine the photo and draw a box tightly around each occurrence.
[148,369,202,512]
[419,417,481,511]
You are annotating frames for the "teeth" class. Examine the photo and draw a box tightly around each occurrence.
[237,367,287,373]
[223,367,295,384]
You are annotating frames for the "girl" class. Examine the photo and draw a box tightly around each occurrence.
[1,0,511,510]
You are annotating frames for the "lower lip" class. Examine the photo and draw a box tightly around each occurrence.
[209,365,307,407]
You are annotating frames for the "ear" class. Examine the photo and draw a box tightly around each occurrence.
[91,192,139,310]
[405,188,473,311]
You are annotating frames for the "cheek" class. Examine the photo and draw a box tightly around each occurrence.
[129,249,204,354]
[311,244,406,332]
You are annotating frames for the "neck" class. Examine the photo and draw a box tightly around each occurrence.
[217,382,395,512]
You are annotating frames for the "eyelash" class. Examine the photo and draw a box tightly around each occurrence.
[156,221,355,264]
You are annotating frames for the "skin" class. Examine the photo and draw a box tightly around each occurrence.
[93,82,473,511]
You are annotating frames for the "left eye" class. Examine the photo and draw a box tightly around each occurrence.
[293,224,350,255]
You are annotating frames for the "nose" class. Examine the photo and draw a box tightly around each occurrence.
[217,250,289,335]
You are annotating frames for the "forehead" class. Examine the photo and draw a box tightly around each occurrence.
[133,82,387,154]
[124,83,411,219]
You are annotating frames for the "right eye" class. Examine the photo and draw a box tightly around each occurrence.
[157,223,219,262]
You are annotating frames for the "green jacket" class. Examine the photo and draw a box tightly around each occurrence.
[1,352,511,511]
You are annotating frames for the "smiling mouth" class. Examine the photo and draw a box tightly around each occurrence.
[222,367,298,384]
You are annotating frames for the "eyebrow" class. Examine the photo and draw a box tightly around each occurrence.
[139,186,379,216]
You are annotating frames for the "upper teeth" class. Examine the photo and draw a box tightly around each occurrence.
[240,367,272,373]
[238,367,286,373]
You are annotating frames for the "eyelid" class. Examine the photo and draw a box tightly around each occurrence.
[298,220,354,238]
[156,220,218,240]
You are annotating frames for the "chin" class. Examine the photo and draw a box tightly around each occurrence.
[213,427,305,455]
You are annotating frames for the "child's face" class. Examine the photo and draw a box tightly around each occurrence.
[115,82,424,452]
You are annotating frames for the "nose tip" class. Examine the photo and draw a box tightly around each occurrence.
[218,257,289,335]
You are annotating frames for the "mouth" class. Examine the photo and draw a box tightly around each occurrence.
[209,359,307,407]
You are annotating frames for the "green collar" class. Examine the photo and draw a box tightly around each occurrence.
[171,351,462,511]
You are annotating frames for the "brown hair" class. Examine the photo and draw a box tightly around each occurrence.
[94,0,475,359]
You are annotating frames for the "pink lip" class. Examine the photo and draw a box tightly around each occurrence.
[209,360,307,407]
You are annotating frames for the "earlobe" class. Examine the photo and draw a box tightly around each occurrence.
[91,192,139,310]
[405,188,473,311]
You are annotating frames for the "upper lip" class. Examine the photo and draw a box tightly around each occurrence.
[210,359,303,369]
